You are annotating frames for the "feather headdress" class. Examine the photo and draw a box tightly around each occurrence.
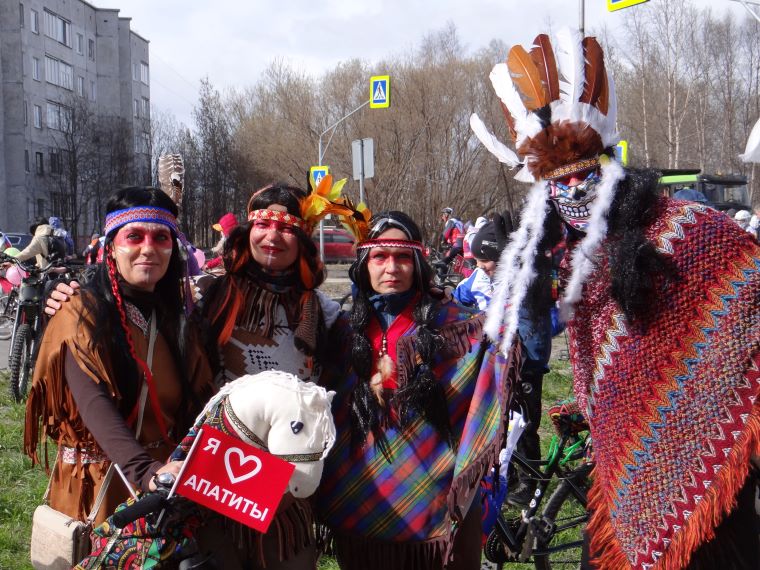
[475,30,626,350]
[157,154,185,205]
[740,116,760,163]
[471,30,619,182]
[300,174,355,233]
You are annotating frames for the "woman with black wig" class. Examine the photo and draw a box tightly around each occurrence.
[24,186,214,525]
[172,182,341,570]
[316,211,512,570]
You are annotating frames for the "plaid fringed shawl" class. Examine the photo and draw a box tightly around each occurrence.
[567,199,760,569]
[316,302,514,570]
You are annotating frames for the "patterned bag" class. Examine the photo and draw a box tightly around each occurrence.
[75,492,202,570]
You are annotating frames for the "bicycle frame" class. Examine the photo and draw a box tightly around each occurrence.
[491,432,589,562]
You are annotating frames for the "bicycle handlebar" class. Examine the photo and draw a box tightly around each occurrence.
[111,492,168,528]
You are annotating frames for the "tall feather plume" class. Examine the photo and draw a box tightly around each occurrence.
[507,45,547,111]
[597,68,610,115]
[489,63,543,143]
[499,102,518,141]
[580,37,605,107]
[740,116,760,163]
[554,28,585,105]
[469,113,521,167]
[529,34,560,103]
[157,154,185,205]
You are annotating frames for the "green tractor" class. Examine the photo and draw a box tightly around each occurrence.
[657,169,750,213]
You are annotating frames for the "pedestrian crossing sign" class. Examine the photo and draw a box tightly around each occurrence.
[370,75,390,109]
[607,0,649,12]
[310,165,329,188]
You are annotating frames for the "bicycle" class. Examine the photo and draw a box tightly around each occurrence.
[0,290,16,340]
[1,253,76,401]
[428,246,466,288]
[483,398,592,570]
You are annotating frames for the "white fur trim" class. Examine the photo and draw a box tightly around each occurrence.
[560,158,625,319]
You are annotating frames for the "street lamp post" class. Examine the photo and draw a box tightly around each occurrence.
[315,99,370,257]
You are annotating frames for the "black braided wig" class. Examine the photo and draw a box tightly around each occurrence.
[348,211,453,459]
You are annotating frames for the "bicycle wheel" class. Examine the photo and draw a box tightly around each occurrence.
[533,462,593,570]
[9,323,33,402]
[0,295,12,340]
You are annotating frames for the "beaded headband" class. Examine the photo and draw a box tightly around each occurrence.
[356,238,424,252]
[544,157,600,181]
[248,208,307,231]
[104,206,180,237]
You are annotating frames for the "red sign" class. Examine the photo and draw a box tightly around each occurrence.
[175,426,294,532]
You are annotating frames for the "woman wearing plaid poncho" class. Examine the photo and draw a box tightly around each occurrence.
[316,211,515,570]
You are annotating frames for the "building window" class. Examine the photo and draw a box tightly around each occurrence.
[88,39,95,60]
[142,97,150,119]
[33,104,42,128]
[49,150,62,175]
[30,9,38,33]
[132,62,139,81]
[133,99,139,118]
[32,56,40,81]
[76,33,84,55]
[24,150,30,173]
[35,151,44,175]
[142,132,150,154]
[45,55,73,90]
[140,62,149,85]
[24,101,28,125]
[44,10,71,47]
[46,101,71,131]
[90,80,96,100]
[76,76,84,97]
[19,3,24,27]
[51,192,75,220]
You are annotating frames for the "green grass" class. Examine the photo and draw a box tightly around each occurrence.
[0,371,48,570]
[0,359,579,570]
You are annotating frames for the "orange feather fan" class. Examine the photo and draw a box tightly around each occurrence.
[530,34,560,103]
[581,37,606,108]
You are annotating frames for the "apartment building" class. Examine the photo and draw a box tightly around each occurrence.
[0,0,150,239]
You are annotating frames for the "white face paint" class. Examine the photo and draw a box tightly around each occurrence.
[112,222,174,291]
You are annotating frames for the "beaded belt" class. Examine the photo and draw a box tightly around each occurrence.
[61,440,164,465]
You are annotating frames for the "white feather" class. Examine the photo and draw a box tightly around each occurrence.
[604,73,619,146]
[739,116,760,163]
[485,181,550,352]
[470,113,522,167]
[554,28,585,105]
[489,63,543,143]
[514,165,536,183]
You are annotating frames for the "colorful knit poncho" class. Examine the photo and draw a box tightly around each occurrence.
[567,199,760,569]
[316,302,514,570]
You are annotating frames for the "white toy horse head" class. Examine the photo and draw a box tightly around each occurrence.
[196,371,336,498]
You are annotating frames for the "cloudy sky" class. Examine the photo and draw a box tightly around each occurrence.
[113,0,751,126]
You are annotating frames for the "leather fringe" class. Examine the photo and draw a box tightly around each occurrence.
[587,378,760,570]
[227,496,315,567]
[395,314,485,389]
[330,532,449,570]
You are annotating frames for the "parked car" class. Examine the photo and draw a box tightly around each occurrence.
[658,169,750,213]
[313,227,355,263]
[4,233,33,251]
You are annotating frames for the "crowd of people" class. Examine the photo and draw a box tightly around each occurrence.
[17,26,760,570]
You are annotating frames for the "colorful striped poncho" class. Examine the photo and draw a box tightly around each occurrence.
[567,199,760,569]
[316,301,514,570]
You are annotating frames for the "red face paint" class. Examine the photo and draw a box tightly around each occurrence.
[112,222,174,291]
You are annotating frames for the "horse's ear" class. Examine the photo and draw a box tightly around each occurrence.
[326,390,336,404]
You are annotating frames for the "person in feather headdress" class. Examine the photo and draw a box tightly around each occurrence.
[315,211,515,570]
[472,28,760,570]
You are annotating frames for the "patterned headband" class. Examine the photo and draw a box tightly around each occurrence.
[544,157,600,181]
[356,238,424,252]
[104,206,181,237]
[248,208,307,231]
